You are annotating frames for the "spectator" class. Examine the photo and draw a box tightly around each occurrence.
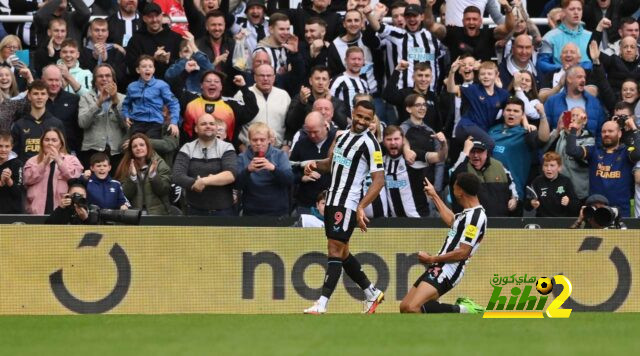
[125,2,182,81]
[4,0,39,47]
[34,0,90,47]
[294,190,326,227]
[440,4,515,61]
[289,98,341,149]
[182,70,258,145]
[79,18,128,93]
[602,17,640,56]
[299,17,330,76]
[538,0,592,75]
[450,137,518,217]
[106,0,142,47]
[441,54,477,154]
[122,55,180,139]
[443,0,508,28]
[330,47,370,117]
[165,31,214,95]
[582,0,632,48]
[542,107,595,201]
[83,152,129,210]
[78,64,127,171]
[11,80,65,163]
[44,178,91,224]
[597,36,640,94]
[290,111,336,214]
[538,42,598,102]
[183,0,220,40]
[33,18,67,77]
[489,97,551,211]
[0,131,24,214]
[612,101,640,148]
[446,60,510,152]
[41,65,82,154]
[229,0,270,54]
[236,122,294,216]
[172,113,237,216]
[526,151,579,217]
[509,70,544,121]
[384,61,442,130]
[23,127,83,214]
[566,116,640,217]
[544,64,606,143]
[155,0,189,36]
[570,193,628,229]
[499,34,538,89]
[495,1,543,63]
[195,10,239,93]
[286,0,342,43]
[635,161,640,217]
[0,35,33,92]
[285,65,348,144]
[57,39,93,96]
[235,64,291,151]
[0,66,30,132]
[115,133,172,215]
[389,1,408,29]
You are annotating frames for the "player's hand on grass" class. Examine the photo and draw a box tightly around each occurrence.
[356,206,369,233]
[418,251,432,264]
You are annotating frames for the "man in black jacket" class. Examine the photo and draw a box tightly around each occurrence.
[45,178,91,224]
[125,3,181,81]
[34,0,90,46]
[42,65,81,154]
[0,131,24,214]
[107,0,142,47]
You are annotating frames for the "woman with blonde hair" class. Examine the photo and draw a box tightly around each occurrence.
[115,133,172,215]
[0,35,33,91]
[23,128,84,214]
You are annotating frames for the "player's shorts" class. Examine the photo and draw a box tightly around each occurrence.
[413,266,454,297]
[324,206,356,242]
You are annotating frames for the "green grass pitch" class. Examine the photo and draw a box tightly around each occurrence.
[0,313,637,355]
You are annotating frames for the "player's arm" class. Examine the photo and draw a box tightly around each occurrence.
[306,136,338,174]
[356,170,384,232]
[419,244,472,264]
[424,177,455,227]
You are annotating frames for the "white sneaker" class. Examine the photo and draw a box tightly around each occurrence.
[363,289,384,314]
[304,301,327,315]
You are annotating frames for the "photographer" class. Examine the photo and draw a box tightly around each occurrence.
[570,194,626,229]
[45,178,90,224]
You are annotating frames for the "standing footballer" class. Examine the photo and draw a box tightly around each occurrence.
[399,173,486,314]
[303,100,386,315]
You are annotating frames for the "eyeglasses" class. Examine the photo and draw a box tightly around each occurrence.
[3,45,19,51]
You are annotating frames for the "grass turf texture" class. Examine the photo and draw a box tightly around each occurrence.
[0,313,637,355]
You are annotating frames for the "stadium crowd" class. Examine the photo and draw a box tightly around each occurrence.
[1,0,640,223]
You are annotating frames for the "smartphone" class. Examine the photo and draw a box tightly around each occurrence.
[257,151,265,158]
[562,111,572,128]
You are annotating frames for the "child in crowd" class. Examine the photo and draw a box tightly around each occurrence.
[0,131,24,213]
[122,55,180,140]
[527,151,579,217]
[84,152,129,210]
[57,39,93,96]
[164,31,213,95]
[295,190,326,228]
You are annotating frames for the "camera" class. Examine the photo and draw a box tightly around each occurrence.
[613,115,628,129]
[583,206,619,227]
[88,206,142,225]
[70,192,87,207]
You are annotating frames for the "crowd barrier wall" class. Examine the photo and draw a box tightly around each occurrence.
[0,226,636,314]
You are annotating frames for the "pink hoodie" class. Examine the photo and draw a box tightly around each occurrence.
[23,154,84,215]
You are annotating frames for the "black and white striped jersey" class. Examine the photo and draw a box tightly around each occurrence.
[327,130,384,211]
[329,73,370,115]
[327,36,378,94]
[376,24,445,91]
[433,205,487,286]
[230,15,269,53]
[362,172,388,218]
[253,45,289,75]
[384,155,430,218]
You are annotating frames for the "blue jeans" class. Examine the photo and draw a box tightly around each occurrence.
[186,206,236,216]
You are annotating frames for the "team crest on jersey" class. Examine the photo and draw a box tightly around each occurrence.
[556,186,565,194]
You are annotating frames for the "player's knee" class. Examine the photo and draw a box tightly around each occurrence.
[399,302,416,313]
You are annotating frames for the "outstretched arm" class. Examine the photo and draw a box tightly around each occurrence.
[424,177,454,226]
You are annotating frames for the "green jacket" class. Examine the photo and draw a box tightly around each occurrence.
[121,153,171,215]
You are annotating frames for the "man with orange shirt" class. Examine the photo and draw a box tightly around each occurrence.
[183,70,258,148]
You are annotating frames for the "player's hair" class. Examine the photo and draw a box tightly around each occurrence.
[354,99,375,113]
[205,10,226,22]
[90,17,109,30]
[383,125,404,138]
[309,65,330,78]
[136,54,155,67]
[305,16,327,27]
[248,122,270,138]
[463,6,481,15]
[28,79,48,93]
[60,38,78,50]
[90,152,110,166]
[478,61,498,73]
[345,46,364,58]
[0,130,13,143]
[543,151,562,165]
[504,96,525,111]
[404,93,425,108]
[36,128,68,164]
[48,18,67,30]
[269,12,290,27]
[91,64,118,89]
[390,1,409,12]
[614,100,634,114]
[455,172,481,196]
[561,0,583,9]
[413,62,432,72]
